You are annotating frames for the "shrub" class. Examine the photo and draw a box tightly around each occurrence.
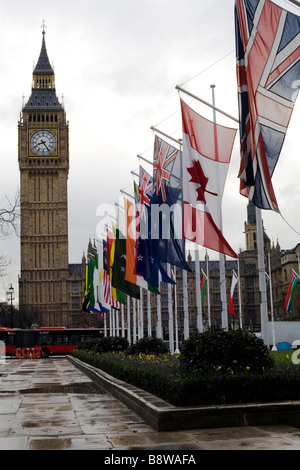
[77,336,129,354]
[77,338,99,351]
[127,336,170,355]
[71,349,300,406]
[179,329,274,375]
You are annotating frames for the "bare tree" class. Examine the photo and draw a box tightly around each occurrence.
[0,190,20,277]
[0,254,9,278]
[0,190,20,238]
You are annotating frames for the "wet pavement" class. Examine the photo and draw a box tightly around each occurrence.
[1,357,300,450]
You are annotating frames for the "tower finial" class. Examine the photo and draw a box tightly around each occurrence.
[41,19,46,35]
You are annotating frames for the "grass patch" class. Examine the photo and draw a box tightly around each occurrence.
[271,350,295,363]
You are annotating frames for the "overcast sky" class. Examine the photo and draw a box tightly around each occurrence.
[1,0,300,304]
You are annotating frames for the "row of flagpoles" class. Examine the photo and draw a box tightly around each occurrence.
[82,84,241,352]
[83,0,300,349]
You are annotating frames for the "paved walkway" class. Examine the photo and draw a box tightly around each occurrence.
[1,357,300,450]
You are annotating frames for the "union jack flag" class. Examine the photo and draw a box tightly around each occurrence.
[138,165,153,209]
[153,135,178,203]
[151,134,191,271]
[235,0,300,211]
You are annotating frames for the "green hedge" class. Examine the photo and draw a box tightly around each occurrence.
[179,329,274,374]
[127,337,169,355]
[70,349,300,406]
[77,336,129,354]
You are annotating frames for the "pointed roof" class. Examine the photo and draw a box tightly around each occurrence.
[34,30,54,74]
[23,27,63,111]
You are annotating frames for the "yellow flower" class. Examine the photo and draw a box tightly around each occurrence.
[286,355,290,360]
[246,367,250,371]
[216,366,222,371]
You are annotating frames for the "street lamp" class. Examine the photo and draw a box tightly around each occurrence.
[6,284,14,328]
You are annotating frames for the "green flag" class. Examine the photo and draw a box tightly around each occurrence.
[111,229,140,299]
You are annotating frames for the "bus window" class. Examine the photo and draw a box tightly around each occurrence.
[7,333,16,346]
[80,334,94,343]
[37,331,53,345]
[54,334,69,345]
[70,335,80,345]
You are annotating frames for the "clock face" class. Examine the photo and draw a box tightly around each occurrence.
[30,130,57,155]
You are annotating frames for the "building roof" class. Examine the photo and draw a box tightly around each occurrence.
[24,89,62,110]
[23,31,63,111]
[34,31,54,74]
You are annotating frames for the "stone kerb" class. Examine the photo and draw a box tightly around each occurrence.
[68,356,300,432]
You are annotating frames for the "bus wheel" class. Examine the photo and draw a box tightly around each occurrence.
[41,348,50,358]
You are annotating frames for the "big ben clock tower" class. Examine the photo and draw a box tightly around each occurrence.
[18,28,71,326]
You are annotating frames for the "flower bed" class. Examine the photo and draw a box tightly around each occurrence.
[70,348,300,406]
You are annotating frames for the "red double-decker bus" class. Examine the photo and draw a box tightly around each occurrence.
[0,327,122,358]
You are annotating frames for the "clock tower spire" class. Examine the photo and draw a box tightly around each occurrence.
[25,27,62,113]
[18,27,71,326]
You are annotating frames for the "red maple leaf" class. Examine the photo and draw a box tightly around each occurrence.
[187,160,217,203]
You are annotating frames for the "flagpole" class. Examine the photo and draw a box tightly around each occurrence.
[238,256,242,328]
[109,309,112,337]
[140,290,144,338]
[136,299,141,339]
[120,189,134,200]
[211,84,229,331]
[256,207,269,347]
[127,296,131,345]
[176,84,239,124]
[157,286,162,339]
[137,299,140,339]
[174,269,179,353]
[116,309,119,336]
[195,247,203,332]
[167,264,175,353]
[178,136,190,340]
[183,269,189,339]
[138,297,141,340]
[137,154,153,167]
[112,309,115,337]
[133,298,137,344]
[104,313,107,337]
[205,250,211,327]
[268,252,276,349]
[147,290,151,337]
[150,126,181,146]
[121,304,125,337]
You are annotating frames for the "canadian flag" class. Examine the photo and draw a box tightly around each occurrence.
[180,99,237,259]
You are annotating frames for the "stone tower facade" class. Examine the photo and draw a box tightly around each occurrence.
[18,30,71,326]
